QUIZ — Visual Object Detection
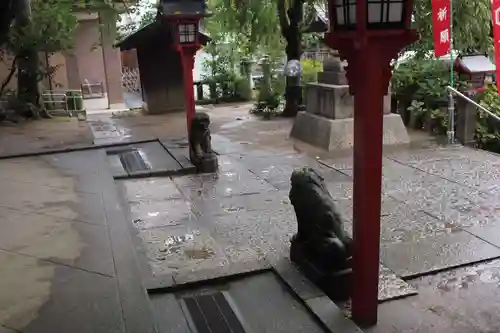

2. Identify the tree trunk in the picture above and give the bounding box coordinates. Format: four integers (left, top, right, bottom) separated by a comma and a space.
16, 0, 40, 109
279, 0, 304, 118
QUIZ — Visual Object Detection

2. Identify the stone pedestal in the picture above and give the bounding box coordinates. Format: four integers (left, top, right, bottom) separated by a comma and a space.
291, 112, 410, 150
290, 55, 408, 151
290, 240, 352, 301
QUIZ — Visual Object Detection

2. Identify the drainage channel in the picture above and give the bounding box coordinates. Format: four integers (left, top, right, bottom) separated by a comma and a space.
107, 147, 151, 175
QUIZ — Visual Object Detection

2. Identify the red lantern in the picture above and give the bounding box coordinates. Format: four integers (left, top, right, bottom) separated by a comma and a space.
160, 0, 210, 134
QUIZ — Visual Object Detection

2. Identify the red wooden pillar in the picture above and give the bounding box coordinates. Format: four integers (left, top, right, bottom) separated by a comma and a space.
323, 0, 419, 326
179, 46, 198, 134
325, 34, 418, 327
350, 46, 384, 326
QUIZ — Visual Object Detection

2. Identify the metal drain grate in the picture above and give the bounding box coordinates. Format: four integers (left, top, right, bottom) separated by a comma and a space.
182, 292, 246, 333
118, 150, 151, 173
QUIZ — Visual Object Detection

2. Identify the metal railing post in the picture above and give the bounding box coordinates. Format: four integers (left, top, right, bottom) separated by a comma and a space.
448, 90, 455, 144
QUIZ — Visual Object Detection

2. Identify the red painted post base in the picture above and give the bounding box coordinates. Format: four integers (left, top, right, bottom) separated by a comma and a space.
178, 46, 199, 135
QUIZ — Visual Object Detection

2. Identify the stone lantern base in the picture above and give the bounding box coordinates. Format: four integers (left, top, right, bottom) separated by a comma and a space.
290, 55, 409, 151
291, 112, 410, 151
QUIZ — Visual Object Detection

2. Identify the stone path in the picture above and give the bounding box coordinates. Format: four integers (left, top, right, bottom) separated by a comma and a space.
117, 136, 500, 304
321, 145, 500, 278
0, 152, 122, 332
0, 150, 156, 333
0, 118, 93, 157
4, 104, 500, 332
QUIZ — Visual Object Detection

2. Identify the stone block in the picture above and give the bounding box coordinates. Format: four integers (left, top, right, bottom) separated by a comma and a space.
317, 71, 348, 85
290, 112, 410, 151
305, 83, 353, 119
305, 83, 392, 120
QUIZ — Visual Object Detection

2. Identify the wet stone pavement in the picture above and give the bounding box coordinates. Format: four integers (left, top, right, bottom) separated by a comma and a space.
117, 140, 500, 307
6, 103, 500, 332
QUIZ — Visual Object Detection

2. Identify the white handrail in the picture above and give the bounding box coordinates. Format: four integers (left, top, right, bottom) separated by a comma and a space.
447, 86, 500, 123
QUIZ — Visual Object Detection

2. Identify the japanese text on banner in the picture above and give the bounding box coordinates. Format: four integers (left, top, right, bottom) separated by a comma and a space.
432, 0, 451, 58
492, 0, 500, 93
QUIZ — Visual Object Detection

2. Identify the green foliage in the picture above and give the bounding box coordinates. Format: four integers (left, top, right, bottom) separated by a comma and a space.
1, 0, 79, 100
208, 0, 283, 58
393, 58, 470, 107
250, 91, 285, 118
199, 40, 251, 103
301, 58, 322, 84
251, 62, 285, 118
392, 59, 451, 103
392, 58, 468, 134
476, 85, 500, 152
117, 0, 156, 40
409, 0, 493, 59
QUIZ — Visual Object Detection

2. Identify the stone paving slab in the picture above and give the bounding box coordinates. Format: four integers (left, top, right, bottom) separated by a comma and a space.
123, 177, 184, 202
172, 156, 278, 201
137, 223, 227, 277
0, 118, 93, 158
337, 196, 455, 244
378, 265, 418, 301
381, 231, 500, 278
465, 223, 500, 249
211, 134, 254, 155
0, 250, 124, 333
401, 155, 500, 196
0, 149, 158, 333
208, 208, 297, 263
0, 207, 114, 276
41, 150, 104, 175
130, 198, 196, 230
190, 190, 291, 218
239, 153, 351, 191
0, 174, 106, 228
401, 183, 500, 230
149, 293, 191, 333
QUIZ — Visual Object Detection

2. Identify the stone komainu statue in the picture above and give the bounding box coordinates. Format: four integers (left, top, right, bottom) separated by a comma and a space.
189, 112, 218, 173
289, 167, 352, 273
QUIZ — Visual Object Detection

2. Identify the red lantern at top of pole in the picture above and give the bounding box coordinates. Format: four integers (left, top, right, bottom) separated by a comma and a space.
323, 0, 419, 327
158, 0, 211, 134
324, 0, 418, 95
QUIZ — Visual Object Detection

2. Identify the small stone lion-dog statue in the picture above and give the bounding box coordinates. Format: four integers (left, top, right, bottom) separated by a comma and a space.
189, 112, 218, 173
289, 167, 353, 276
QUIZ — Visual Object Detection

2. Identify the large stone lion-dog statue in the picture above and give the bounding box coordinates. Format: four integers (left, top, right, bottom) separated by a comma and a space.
289, 167, 352, 274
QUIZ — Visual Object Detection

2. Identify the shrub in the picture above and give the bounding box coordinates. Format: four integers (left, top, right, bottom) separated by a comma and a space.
301, 59, 322, 84
392, 58, 467, 133
476, 84, 500, 152
250, 90, 284, 119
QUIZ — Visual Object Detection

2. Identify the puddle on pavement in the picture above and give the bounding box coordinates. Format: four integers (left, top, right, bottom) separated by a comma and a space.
157, 231, 216, 260
138, 226, 223, 275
